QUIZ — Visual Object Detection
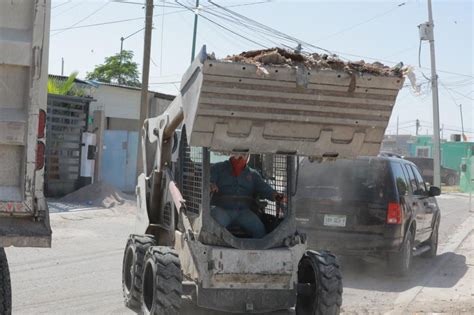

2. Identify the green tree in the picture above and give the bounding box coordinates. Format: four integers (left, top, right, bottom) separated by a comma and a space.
48, 71, 85, 96
86, 50, 141, 87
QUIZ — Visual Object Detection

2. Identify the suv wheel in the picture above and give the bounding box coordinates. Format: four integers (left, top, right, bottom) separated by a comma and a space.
446, 175, 456, 186
389, 230, 413, 276
422, 216, 440, 258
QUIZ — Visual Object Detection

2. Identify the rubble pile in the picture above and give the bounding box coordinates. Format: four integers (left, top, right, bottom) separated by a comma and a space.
215, 47, 403, 76
60, 181, 130, 208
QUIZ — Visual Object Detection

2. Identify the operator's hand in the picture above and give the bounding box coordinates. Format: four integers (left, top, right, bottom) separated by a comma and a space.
273, 192, 286, 203
210, 183, 219, 193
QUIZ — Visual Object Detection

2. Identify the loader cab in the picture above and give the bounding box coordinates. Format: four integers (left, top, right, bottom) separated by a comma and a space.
176, 129, 300, 250
208, 152, 289, 238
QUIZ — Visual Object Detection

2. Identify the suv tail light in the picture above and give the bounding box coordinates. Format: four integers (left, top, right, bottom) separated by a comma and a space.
36, 141, 45, 170
387, 202, 402, 224
38, 109, 46, 138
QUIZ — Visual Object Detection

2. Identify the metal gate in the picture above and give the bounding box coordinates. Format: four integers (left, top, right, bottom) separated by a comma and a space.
101, 130, 138, 192
45, 94, 90, 197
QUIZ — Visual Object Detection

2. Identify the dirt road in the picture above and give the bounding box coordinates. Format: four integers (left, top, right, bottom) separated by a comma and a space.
5, 193, 473, 314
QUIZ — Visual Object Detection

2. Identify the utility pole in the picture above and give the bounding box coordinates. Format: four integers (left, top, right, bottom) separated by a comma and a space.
136, 0, 154, 177
190, 0, 200, 61
119, 37, 124, 84
459, 104, 465, 141
416, 119, 420, 136
61, 58, 64, 76
396, 116, 399, 137
418, 0, 441, 186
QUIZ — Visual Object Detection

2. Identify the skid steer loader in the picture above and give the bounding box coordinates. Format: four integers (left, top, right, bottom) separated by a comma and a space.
121, 46, 404, 314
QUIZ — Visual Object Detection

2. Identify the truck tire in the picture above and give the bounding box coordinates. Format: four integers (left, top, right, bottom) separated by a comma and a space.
296, 250, 343, 315
142, 246, 182, 315
0, 248, 12, 315
422, 216, 440, 258
390, 230, 413, 276
122, 234, 156, 311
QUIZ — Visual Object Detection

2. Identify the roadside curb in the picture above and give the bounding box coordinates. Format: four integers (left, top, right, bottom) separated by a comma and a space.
389, 214, 474, 314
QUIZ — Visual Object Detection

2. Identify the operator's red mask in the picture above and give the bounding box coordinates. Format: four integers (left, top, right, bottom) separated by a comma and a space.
230, 156, 247, 177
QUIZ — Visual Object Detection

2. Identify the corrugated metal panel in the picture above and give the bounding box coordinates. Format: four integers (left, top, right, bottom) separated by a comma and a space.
184, 58, 404, 158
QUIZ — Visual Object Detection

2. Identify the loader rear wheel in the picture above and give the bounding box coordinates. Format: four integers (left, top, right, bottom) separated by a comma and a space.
142, 246, 182, 315
296, 250, 342, 315
122, 234, 156, 311
0, 248, 12, 315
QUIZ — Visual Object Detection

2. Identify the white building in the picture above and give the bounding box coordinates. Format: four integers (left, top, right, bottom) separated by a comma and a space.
90, 82, 175, 131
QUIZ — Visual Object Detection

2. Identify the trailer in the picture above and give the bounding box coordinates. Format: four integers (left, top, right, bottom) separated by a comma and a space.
0, 1, 52, 312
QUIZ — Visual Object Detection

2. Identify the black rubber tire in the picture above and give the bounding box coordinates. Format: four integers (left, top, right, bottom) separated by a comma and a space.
0, 248, 12, 315
422, 216, 440, 258
122, 234, 156, 311
446, 175, 456, 186
390, 230, 413, 276
142, 246, 183, 315
296, 250, 343, 315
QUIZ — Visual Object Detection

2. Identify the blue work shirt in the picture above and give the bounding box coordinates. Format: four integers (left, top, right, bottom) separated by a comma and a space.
210, 160, 275, 210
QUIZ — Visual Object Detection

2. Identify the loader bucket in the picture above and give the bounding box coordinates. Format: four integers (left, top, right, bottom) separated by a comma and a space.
181, 46, 404, 158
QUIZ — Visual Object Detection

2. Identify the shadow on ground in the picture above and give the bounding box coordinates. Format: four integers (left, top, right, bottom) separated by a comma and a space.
341, 252, 468, 292
179, 296, 294, 315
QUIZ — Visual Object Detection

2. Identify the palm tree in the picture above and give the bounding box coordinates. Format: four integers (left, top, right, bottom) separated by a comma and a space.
48, 71, 85, 96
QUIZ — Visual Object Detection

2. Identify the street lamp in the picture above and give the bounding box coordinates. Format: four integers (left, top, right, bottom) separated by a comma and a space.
118, 27, 145, 84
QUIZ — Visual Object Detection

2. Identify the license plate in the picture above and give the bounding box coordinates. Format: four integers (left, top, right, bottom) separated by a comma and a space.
323, 214, 346, 227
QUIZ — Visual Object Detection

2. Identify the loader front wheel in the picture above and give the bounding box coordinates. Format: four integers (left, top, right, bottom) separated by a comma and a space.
142, 246, 183, 315
122, 234, 156, 311
296, 250, 343, 315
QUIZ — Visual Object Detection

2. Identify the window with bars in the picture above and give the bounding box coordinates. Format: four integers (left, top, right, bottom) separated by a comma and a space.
263, 155, 289, 218
180, 144, 203, 216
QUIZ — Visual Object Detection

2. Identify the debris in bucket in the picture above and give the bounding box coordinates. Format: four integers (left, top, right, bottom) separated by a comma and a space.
217, 47, 404, 76
60, 182, 130, 208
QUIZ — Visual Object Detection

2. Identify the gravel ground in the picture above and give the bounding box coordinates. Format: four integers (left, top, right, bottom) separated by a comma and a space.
4, 192, 473, 315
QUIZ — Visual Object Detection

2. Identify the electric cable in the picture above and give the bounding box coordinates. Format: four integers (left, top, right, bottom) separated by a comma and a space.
51, 8, 187, 31
175, 1, 268, 48
52, 1, 72, 10
52, 1, 113, 37
315, 2, 407, 42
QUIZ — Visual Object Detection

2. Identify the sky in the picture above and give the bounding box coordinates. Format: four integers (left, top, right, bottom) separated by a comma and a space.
48, 0, 473, 140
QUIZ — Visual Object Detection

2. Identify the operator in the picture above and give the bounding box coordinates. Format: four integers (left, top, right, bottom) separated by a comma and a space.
210, 153, 284, 238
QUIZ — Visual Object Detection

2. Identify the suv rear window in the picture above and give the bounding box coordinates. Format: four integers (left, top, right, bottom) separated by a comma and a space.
390, 162, 409, 196
298, 159, 392, 202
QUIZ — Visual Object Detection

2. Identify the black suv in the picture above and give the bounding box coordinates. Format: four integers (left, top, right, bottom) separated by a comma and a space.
294, 156, 441, 275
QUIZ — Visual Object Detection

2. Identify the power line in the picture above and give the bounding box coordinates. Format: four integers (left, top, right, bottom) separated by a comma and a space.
52, 1, 113, 37
205, 0, 474, 80
200, 7, 284, 48
439, 80, 462, 108
443, 85, 474, 100
52, 1, 72, 10
112, 0, 183, 9
53, 2, 83, 18
175, 1, 268, 48
203, 4, 286, 47
50, 8, 187, 32
384, 44, 418, 58
315, 2, 407, 42
208, 0, 334, 55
